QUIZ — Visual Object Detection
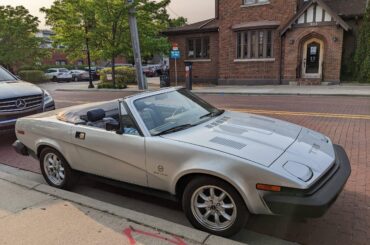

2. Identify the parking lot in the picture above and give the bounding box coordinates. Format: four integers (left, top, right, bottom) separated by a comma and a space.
1, 90, 369, 245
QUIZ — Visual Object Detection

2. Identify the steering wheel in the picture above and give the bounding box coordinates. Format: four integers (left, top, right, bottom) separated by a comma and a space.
171, 106, 186, 119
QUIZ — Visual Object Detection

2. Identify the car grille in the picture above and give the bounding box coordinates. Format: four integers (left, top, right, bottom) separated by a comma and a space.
0, 94, 43, 113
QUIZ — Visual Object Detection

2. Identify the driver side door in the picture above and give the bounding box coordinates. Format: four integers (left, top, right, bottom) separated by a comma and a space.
69, 105, 147, 187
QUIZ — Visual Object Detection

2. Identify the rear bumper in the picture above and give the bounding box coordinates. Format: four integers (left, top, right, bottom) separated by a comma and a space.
264, 144, 351, 218
12, 140, 29, 156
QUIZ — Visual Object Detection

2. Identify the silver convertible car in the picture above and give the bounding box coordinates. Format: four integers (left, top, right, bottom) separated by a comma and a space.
13, 87, 351, 237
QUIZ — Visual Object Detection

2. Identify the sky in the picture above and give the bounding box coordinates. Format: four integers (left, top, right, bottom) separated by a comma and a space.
0, 0, 215, 28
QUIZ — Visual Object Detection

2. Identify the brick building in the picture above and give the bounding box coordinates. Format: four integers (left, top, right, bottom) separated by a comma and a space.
164, 0, 368, 85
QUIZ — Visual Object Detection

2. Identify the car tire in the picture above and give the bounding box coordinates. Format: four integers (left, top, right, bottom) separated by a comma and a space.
52, 76, 58, 82
40, 147, 78, 190
182, 176, 249, 237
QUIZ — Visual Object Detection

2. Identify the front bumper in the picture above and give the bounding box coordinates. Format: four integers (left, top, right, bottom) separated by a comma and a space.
264, 144, 351, 218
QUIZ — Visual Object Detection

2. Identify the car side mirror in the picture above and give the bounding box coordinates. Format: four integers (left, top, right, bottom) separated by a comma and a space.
106, 122, 120, 132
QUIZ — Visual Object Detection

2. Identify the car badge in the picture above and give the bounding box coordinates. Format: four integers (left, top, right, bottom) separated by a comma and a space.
15, 99, 26, 109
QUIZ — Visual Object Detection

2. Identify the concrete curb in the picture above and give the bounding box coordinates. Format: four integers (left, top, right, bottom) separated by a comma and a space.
56, 88, 141, 93
192, 91, 370, 97
0, 169, 245, 245
54, 88, 370, 97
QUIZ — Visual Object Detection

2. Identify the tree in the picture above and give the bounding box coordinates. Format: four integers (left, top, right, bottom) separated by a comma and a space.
0, 6, 46, 71
92, 0, 171, 85
354, 5, 370, 83
135, 0, 173, 60
42, 0, 175, 86
169, 17, 188, 28
41, 0, 97, 88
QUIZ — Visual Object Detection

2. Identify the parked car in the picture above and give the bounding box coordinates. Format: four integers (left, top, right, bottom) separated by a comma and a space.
0, 66, 55, 134
13, 87, 351, 237
44, 68, 72, 82
70, 70, 90, 82
143, 64, 164, 77
84, 67, 102, 80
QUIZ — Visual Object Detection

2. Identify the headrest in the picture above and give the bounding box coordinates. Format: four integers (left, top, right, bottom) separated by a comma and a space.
87, 109, 106, 122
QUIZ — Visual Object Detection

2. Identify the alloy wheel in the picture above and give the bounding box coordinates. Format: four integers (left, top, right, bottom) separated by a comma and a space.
43, 152, 65, 186
191, 185, 237, 231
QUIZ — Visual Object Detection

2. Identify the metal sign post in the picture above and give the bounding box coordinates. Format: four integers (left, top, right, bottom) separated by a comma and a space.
170, 45, 180, 87
175, 58, 178, 86
127, 0, 147, 90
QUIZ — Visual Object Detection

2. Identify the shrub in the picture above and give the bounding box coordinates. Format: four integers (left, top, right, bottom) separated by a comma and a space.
354, 5, 370, 83
97, 82, 127, 89
99, 66, 136, 85
18, 70, 46, 83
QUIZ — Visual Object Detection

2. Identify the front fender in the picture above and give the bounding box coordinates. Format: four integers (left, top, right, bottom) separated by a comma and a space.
171, 167, 261, 214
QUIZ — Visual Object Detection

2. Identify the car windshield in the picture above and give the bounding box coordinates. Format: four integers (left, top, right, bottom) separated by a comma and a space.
134, 89, 224, 136
0, 67, 16, 82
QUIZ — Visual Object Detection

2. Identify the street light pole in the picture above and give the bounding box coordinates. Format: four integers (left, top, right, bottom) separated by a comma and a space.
127, 0, 146, 90
85, 24, 94, 89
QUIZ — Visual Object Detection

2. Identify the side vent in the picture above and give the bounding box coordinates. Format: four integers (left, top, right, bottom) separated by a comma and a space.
205, 117, 231, 129
210, 137, 246, 150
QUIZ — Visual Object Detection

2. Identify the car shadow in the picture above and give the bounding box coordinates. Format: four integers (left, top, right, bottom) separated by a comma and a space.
239, 188, 368, 244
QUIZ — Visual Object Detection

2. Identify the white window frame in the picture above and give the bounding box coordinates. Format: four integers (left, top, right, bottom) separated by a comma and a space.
242, 0, 270, 7
236, 29, 274, 60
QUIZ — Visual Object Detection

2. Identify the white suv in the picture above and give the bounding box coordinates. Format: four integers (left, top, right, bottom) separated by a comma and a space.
45, 68, 73, 82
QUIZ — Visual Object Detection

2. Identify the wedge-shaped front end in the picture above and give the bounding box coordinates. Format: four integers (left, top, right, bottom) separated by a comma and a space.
263, 128, 351, 217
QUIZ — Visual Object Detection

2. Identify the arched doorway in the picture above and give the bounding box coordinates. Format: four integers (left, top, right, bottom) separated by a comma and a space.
301, 38, 324, 79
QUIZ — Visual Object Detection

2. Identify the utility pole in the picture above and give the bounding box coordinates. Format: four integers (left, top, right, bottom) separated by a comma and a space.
127, 0, 146, 90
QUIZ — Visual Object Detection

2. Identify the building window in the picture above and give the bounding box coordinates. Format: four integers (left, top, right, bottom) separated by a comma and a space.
56, 60, 67, 66
236, 30, 273, 59
243, 0, 269, 6
187, 37, 210, 59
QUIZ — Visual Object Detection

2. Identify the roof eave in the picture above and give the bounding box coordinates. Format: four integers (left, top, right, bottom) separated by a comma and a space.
281, 0, 351, 36
162, 28, 219, 36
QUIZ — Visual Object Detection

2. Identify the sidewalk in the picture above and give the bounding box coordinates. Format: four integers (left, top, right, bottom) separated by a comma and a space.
42, 80, 370, 97
0, 168, 242, 245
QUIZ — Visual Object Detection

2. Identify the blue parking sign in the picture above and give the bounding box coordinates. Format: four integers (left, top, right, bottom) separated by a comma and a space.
171, 50, 181, 59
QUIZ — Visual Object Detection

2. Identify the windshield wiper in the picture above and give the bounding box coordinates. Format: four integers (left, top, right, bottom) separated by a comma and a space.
199, 110, 225, 119
154, 124, 193, 136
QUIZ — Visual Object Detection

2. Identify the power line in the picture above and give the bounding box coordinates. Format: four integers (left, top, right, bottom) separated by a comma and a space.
167, 5, 180, 18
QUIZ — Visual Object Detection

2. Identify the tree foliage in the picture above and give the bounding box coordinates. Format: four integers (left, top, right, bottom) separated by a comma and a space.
354, 5, 370, 83
169, 17, 188, 28
41, 0, 96, 62
42, 0, 175, 85
0, 6, 47, 70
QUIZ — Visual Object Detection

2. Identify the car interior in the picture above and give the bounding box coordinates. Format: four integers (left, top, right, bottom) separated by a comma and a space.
56, 99, 187, 135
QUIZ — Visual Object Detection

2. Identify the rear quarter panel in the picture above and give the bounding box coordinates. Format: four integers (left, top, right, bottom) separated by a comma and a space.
16, 117, 74, 165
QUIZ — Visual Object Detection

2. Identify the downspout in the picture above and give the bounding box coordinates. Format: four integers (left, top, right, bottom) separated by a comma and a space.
279, 34, 284, 85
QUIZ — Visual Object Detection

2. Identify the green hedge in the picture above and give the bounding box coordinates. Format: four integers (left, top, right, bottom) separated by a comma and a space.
97, 82, 128, 89
99, 66, 136, 85
18, 70, 46, 83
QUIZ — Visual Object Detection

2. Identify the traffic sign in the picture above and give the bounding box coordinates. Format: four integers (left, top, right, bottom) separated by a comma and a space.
171, 50, 180, 59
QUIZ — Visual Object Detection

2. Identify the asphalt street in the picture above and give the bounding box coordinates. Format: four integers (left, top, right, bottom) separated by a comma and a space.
1, 89, 370, 245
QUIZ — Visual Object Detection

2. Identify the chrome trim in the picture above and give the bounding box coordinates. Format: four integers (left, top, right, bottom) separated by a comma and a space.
0, 118, 17, 125
0, 94, 43, 113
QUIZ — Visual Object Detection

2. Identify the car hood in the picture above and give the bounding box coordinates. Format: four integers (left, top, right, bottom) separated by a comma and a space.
162, 111, 302, 167
0, 80, 43, 99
